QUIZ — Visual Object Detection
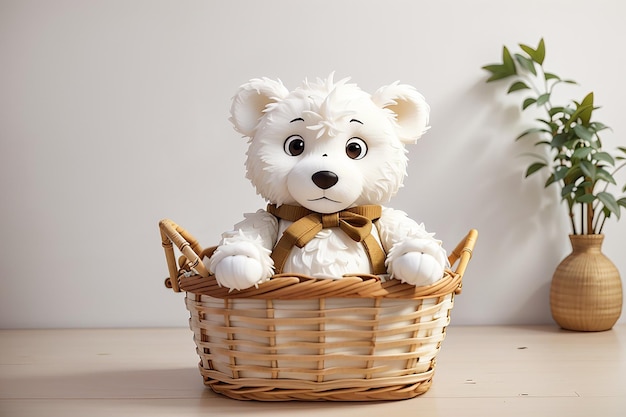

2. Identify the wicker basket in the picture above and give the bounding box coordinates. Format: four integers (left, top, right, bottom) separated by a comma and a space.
159, 219, 477, 401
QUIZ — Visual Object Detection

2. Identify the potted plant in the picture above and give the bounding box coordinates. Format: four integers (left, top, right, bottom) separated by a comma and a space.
482, 38, 625, 331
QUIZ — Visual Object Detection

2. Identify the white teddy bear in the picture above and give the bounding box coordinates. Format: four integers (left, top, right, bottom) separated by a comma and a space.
206, 74, 448, 290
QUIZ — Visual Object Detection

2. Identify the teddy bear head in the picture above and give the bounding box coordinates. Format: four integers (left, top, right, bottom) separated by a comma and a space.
230, 74, 430, 214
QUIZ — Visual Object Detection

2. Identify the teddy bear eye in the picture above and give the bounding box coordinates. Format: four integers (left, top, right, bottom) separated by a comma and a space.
284, 135, 305, 156
345, 137, 367, 160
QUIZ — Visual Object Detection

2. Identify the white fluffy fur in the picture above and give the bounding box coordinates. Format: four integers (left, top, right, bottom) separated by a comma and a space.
207, 74, 448, 290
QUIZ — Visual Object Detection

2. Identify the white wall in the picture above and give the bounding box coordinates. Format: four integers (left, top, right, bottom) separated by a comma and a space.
1, 0, 624, 328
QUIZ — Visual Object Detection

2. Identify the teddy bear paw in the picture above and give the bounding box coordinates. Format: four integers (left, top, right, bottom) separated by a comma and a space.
212, 255, 266, 291
392, 251, 445, 287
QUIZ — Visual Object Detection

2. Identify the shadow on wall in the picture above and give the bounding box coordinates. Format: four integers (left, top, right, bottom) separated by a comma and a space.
401, 79, 571, 325
408, 79, 570, 246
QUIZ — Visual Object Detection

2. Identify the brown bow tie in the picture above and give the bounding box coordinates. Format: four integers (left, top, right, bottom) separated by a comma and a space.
267, 204, 387, 275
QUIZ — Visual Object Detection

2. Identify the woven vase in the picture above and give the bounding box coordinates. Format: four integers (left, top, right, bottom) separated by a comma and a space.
550, 234, 623, 331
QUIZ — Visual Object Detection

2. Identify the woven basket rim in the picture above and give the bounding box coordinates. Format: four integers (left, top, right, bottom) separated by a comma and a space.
178, 269, 461, 300
160, 219, 477, 299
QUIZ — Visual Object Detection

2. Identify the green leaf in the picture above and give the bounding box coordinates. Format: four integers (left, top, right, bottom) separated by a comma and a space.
482, 46, 518, 82
520, 38, 545, 64
572, 147, 592, 160
522, 97, 537, 110
536, 93, 550, 106
579, 160, 597, 180
552, 165, 569, 183
562, 193, 575, 206
507, 81, 531, 93
564, 137, 582, 151
596, 167, 617, 185
548, 106, 565, 118
576, 193, 596, 204
589, 121, 610, 133
594, 151, 615, 165
597, 192, 621, 219
526, 162, 547, 177
602, 205, 613, 220
515, 54, 537, 75
561, 182, 575, 197
535, 38, 546, 63
551, 133, 569, 149
484, 46, 519, 81
544, 72, 560, 81
502, 46, 516, 72
483, 64, 515, 82
568, 104, 593, 127
573, 124, 594, 142
564, 166, 583, 183
578, 92, 594, 125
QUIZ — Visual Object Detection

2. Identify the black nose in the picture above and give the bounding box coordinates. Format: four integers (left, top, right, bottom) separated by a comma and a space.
312, 170, 338, 190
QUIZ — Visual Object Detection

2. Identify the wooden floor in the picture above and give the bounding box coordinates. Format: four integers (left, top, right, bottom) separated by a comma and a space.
1, 325, 624, 416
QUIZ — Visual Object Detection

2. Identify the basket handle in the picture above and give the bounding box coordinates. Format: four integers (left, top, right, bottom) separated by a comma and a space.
447, 229, 478, 294
159, 219, 209, 292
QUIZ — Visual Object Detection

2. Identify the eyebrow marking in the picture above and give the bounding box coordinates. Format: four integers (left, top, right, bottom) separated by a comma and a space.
290, 117, 305, 123
350, 118, 363, 124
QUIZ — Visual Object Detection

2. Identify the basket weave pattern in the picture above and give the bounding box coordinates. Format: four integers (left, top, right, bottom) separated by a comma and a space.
186, 285, 453, 400
160, 219, 477, 401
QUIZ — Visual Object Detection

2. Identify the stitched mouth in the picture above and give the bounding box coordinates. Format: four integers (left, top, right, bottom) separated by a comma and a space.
309, 196, 341, 203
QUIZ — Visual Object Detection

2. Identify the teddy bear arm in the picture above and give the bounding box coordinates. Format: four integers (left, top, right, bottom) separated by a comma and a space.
231, 209, 279, 249
206, 210, 278, 290
376, 207, 438, 248
377, 207, 448, 286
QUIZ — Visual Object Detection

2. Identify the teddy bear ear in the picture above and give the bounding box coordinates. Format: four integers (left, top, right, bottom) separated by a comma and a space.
371, 82, 430, 143
230, 77, 289, 137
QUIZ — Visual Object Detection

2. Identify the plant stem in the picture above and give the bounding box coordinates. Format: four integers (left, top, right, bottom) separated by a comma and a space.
587, 202, 594, 234
580, 204, 584, 235
592, 205, 602, 233
598, 214, 608, 234
568, 205, 577, 234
